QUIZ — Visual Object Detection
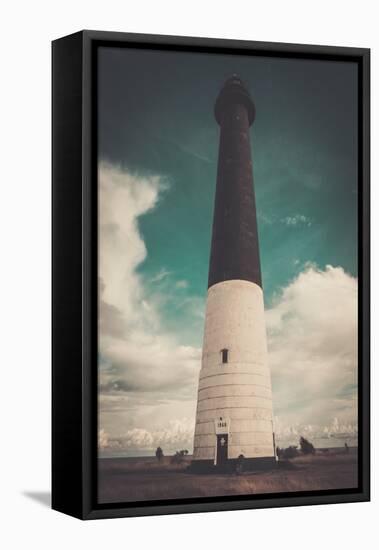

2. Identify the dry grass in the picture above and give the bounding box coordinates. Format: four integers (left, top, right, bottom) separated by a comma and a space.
98, 448, 358, 504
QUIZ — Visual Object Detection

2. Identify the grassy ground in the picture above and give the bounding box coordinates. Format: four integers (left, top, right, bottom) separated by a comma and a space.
98, 448, 358, 504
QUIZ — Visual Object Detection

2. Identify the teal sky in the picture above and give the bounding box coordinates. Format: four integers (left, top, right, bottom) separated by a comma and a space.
98, 46, 358, 348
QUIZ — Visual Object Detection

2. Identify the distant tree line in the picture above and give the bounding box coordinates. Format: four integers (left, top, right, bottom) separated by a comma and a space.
276, 436, 315, 460
155, 447, 190, 464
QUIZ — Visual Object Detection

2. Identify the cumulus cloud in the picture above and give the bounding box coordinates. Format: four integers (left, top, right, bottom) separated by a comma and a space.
98, 161, 200, 455
98, 162, 357, 455
98, 428, 109, 450
266, 264, 358, 444
273, 417, 358, 447
100, 341, 200, 396
99, 418, 195, 455
99, 160, 166, 332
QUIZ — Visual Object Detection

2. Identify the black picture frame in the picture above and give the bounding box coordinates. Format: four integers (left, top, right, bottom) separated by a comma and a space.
52, 30, 370, 520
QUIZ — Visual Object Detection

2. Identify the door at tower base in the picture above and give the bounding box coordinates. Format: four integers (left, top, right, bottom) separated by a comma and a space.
192, 280, 277, 472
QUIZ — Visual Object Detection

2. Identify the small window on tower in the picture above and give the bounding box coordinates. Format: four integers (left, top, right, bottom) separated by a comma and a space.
221, 349, 228, 364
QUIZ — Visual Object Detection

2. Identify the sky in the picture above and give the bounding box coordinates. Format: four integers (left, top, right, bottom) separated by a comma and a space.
97, 46, 358, 456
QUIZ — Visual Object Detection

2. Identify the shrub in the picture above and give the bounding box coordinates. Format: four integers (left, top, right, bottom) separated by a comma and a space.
299, 436, 315, 455
171, 450, 189, 464
277, 445, 299, 459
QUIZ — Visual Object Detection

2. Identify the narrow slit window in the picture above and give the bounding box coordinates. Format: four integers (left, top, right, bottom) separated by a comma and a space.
221, 349, 228, 364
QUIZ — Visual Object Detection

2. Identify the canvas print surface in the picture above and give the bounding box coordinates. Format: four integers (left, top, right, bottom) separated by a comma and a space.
97, 46, 358, 504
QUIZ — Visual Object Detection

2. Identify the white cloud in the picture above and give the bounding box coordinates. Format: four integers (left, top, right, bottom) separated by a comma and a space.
282, 214, 312, 227
98, 428, 109, 450
273, 416, 358, 447
99, 160, 165, 329
266, 264, 358, 443
150, 268, 171, 284
98, 162, 358, 454
99, 418, 195, 456
176, 280, 189, 289
98, 162, 201, 453
258, 213, 274, 225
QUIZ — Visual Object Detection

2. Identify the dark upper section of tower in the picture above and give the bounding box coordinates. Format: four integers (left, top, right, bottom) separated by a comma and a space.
214, 75, 256, 126
208, 76, 262, 289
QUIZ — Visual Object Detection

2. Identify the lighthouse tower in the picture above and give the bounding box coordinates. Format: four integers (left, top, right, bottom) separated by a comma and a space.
192, 76, 276, 470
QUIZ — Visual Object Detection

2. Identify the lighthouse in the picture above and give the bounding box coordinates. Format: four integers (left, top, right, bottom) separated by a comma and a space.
192, 76, 276, 470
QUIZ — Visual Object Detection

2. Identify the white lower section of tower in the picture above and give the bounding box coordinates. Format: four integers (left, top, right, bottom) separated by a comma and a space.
193, 279, 275, 463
